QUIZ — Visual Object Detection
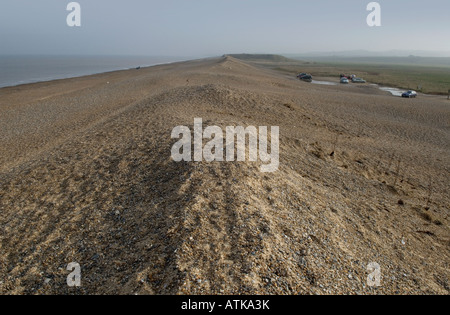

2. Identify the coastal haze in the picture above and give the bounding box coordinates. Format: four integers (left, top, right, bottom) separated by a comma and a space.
0, 1, 449, 296
1, 0, 449, 56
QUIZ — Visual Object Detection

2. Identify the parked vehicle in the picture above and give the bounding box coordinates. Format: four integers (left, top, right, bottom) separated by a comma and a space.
340, 77, 349, 84
402, 90, 417, 98
352, 77, 366, 83
340, 74, 356, 80
297, 73, 308, 79
299, 74, 312, 82
297, 73, 312, 82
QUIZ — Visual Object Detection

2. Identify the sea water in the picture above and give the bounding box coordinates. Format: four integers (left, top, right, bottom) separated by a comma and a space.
0, 55, 185, 88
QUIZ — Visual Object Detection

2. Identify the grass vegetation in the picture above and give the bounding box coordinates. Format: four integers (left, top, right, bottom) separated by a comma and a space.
232, 54, 450, 95
306, 62, 450, 95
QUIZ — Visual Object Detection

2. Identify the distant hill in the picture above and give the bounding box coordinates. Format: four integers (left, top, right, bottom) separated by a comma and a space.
226, 54, 294, 62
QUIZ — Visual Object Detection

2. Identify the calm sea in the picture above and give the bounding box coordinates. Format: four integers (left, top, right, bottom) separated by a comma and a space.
0, 55, 185, 88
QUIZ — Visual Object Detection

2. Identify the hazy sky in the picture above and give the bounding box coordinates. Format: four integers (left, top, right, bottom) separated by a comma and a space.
1, 0, 449, 57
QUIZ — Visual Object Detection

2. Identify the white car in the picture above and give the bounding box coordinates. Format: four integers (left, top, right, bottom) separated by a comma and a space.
340, 77, 349, 84
352, 77, 366, 83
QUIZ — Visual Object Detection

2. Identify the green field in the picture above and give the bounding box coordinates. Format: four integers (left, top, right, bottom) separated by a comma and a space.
235, 55, 450, 95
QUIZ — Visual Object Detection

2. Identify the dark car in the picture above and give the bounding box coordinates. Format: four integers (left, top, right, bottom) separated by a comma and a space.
298, 74, 312, 82
402, 90, 417, 98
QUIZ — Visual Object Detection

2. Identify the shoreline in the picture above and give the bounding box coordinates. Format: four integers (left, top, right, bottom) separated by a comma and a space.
0, 57, 194, 91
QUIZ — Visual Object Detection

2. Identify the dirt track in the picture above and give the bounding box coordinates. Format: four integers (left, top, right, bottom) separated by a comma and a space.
0, 56, 449, 295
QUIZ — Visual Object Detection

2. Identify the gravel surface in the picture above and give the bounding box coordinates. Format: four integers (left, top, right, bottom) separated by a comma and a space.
0, 56, 449, 295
